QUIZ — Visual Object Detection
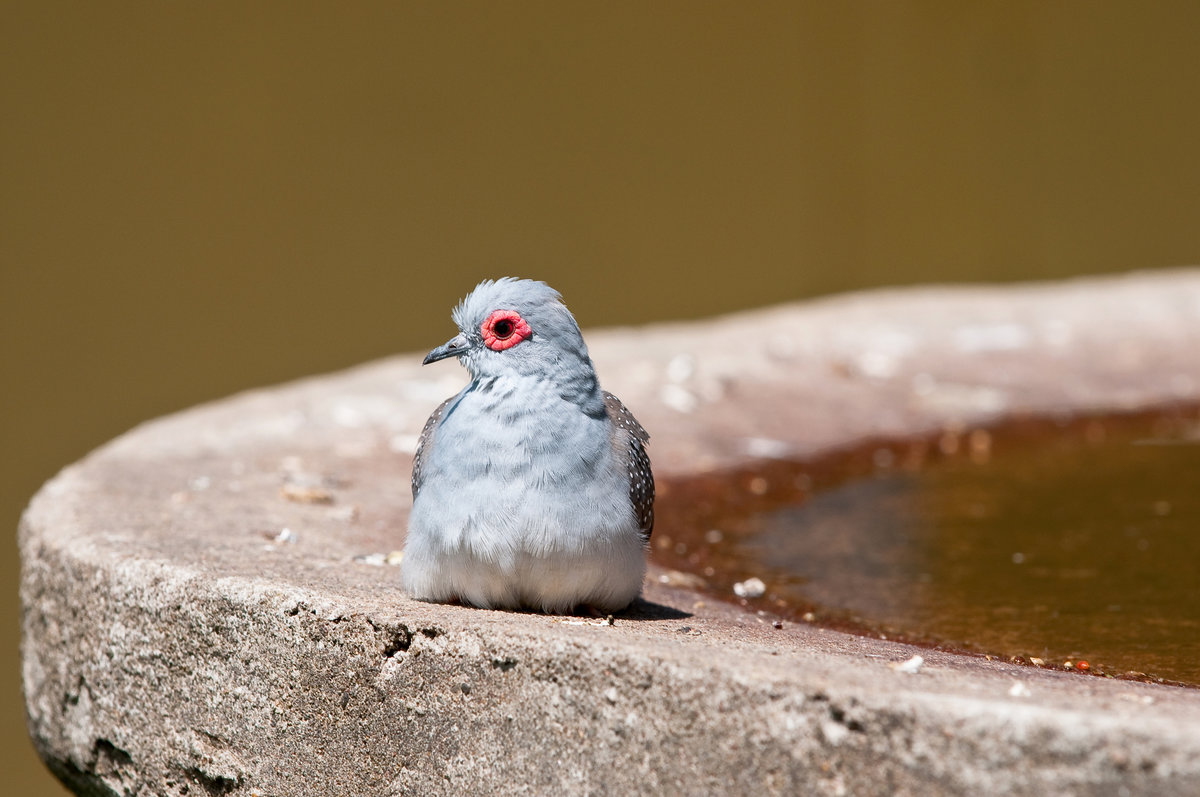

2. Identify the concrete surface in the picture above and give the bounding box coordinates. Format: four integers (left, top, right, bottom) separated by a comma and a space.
20, 269, 1200, 796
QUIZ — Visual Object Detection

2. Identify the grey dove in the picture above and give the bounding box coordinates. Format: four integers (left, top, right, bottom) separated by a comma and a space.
401, 278, 654, 613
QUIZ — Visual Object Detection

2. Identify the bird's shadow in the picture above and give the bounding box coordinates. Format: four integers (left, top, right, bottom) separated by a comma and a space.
614, 597, 692, 621
425, 596, 692, 621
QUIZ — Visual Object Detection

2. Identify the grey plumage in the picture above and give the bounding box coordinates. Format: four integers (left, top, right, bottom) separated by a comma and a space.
402, 278, 654, 613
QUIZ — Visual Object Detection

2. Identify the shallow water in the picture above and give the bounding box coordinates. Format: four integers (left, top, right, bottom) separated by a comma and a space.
655, 409, 1200, 685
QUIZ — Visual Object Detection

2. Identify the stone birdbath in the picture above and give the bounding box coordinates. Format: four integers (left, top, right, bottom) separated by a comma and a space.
21, 270, 1200, 795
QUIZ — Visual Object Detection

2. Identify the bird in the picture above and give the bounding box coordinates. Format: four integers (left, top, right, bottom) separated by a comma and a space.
401, 278, 654, 614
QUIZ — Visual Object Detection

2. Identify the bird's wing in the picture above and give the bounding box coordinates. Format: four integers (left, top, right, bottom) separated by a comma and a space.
603, 391, 655, 541
411, 396, 455, 500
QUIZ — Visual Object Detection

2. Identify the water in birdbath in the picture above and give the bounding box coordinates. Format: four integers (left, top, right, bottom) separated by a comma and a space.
653, 407, 1200, 686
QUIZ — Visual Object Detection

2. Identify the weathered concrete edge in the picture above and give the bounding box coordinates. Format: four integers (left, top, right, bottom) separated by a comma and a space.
23, 508, 1200, 797
21, 268, 1200, 796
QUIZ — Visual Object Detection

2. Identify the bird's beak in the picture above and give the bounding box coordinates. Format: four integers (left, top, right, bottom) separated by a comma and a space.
423, 333, 470, 365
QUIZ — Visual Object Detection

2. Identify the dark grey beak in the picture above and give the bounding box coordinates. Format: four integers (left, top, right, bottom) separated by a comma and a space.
423, 333, 470, 365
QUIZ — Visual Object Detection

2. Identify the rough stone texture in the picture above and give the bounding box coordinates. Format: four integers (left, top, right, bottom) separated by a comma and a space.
21, 269, 1200, 796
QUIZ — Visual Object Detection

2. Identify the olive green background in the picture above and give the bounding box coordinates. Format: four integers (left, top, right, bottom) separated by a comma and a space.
5, 3, 1200, 793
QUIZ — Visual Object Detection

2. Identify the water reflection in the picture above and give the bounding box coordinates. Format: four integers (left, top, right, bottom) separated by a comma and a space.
656, 410, 1200, 685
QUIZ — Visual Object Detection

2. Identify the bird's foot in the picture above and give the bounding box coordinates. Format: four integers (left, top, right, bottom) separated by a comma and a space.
572, 604, 615, 624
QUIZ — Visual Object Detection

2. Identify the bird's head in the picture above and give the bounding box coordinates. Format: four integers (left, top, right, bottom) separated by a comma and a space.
423, 278, 597, 388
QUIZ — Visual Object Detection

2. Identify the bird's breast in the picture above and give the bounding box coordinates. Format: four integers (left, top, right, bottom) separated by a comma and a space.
409, 379, 637, 559
433, 381, 612, 485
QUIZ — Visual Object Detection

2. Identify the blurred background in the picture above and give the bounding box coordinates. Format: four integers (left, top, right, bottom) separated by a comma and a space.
4, 3, 1200, 792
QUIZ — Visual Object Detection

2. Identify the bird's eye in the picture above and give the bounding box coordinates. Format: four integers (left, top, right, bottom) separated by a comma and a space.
481, 310, 531, 351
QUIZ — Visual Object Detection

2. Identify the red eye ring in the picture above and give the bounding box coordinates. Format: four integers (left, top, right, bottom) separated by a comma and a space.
481, 310, 531, 351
